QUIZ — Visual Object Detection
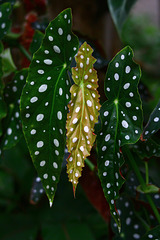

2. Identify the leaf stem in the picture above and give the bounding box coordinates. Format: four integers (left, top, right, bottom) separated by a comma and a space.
123, 146, 160, 224
18, 44, 32, 61
145, 161, 149, 185
85, 158, 95, 171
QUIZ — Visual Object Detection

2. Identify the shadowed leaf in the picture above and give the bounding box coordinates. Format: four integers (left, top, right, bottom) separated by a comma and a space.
0, 2, 12, 40
143, 100, 160, 140
66, 42, 100, 193
0, 69, 28, 157
20, 8, 79, 205
141, 225, 160, 240
108, 0, 138, 35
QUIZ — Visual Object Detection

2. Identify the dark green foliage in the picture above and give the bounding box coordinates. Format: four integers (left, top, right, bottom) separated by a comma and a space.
0, 2, 11, 40
20, 8, 79, 205
97, 46, 143, 228
143, 100, 160, 140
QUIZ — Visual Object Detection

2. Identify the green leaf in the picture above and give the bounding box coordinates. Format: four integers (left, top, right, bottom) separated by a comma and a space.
111, 196, 146, 240
1, 48, 16, 77
141, 225, 160, 240
30, 177, 45, 204
125, 171, 160, 209
0, 69, 28, 153
0, 42, 6, 137
66, 42, 101, 193
132, 138, 160, 159
108, 0, 138, 35
0, 2, 12, 40
29, 30, 44, 56
142, 100, 160, 140
20, 8, 79, 206
97, 46, 143, 229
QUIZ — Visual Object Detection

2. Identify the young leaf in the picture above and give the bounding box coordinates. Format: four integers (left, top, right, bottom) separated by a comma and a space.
0, 69, 28, 153
20, 8, 79, 206
0, 2, 12, 40
30, 177, 45, 204
97, 46, 143, 228
142, 100, 160, 140
66, 42, 100, 193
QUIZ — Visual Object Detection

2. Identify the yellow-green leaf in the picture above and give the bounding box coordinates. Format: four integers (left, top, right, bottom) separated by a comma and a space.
66, 42, 101, 193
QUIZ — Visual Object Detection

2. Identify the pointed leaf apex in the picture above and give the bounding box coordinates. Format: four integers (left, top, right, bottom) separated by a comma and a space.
73, 186, 76, 198
49, 199, 53, 207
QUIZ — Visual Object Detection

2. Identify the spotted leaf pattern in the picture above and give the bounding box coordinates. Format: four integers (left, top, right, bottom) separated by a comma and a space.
20, 8, 79, 206
0, 69, 28, 158
132, 138, 160, 159
142, 100, 160, 140
97, 46, 143, 228
30, 177, 45, 204
0, 2, 11, 40
141, 226, 160, 240
111, 196, 145, 239
66, 42, 100, 193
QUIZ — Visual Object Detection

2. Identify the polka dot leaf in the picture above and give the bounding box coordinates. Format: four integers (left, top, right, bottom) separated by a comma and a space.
66, 41, 101, 194
111, 196, 146, 239
97, 46, 143, 229
0, 69, 28, 156
20, 8, 79, 206
30, 177, 45, 204
141, 225, 160, 240
132, 138, 160, 159
142, 100, 160, 140
0, 2, 12, 40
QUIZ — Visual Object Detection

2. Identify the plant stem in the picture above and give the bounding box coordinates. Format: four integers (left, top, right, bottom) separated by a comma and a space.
85, 158, 95, 171
122, 146, 160, 224
145, 162, 149, 185
18, 44, 32, 61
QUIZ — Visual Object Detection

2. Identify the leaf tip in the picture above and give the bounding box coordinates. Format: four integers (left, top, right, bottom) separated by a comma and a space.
49, 199, 53, 208
73, 185, 77, 198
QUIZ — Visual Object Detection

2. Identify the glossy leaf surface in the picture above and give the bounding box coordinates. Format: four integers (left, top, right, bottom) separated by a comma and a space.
97, 46, 143, 228
20, 8, 79, 205
143, 100, 160, 140
66, 42, 100, 192
0, 2, 11, 40
108, 0, 138, 35
0, 69, 28, 155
